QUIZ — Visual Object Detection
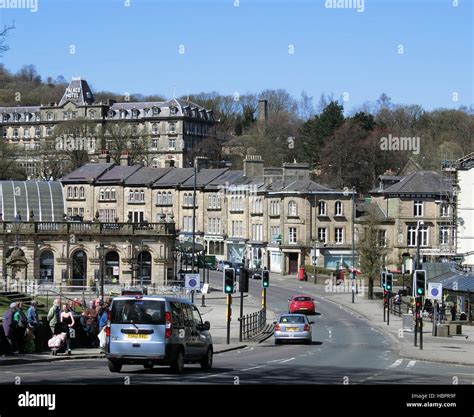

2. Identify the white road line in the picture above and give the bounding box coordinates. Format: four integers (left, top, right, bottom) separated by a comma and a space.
389, 359, 403, 368
280, 357, 296, 364
407, 360, 416, 368
241, 365, 268, 372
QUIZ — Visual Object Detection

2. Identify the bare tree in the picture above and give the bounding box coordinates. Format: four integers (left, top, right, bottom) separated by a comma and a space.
357, 212, 389, 299
102, 123, 150, 165
0, 24, 15, 58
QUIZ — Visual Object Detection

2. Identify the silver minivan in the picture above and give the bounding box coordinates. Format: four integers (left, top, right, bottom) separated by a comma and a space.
105, 295, 213, 373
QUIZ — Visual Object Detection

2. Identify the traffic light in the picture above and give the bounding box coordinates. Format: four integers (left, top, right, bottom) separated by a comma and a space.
383, 289, 388, 306
239, 268, 249, 293
415, 296, 423, 312
414, 270, 426, 296
380, 272, 386, 288
262, 270, 270, 288
223, 268, 236, 294
385, 273, 393, 291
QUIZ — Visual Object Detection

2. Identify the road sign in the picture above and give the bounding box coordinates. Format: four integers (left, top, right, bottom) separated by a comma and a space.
185, 273, 200, 291
427, 283, 442, 300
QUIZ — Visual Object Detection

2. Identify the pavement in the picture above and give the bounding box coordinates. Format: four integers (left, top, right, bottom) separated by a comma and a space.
273, 273, 474, 367
0, 287, 275, 366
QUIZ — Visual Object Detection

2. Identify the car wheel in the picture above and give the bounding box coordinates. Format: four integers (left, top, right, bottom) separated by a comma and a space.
171, 349, 184, 374
143, 362, 154, 369
108, 360, 122, 373
200, 347, 213, 370
275, 339, 281, 345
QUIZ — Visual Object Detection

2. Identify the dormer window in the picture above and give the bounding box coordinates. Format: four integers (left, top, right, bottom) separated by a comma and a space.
2, 113, 8, 122
35, 112, 41, 121
108, 110, 115, 118
14, 113, 21, 122
120, 109, 127, 119
131, 109, 139, 119
47, 112, 53, 121
25, 113, 31, 122
152, 107, 160, 117
169, 106, 178, 115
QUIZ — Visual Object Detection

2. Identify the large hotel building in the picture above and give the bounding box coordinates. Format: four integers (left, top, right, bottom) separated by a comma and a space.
0, 77, 217, 177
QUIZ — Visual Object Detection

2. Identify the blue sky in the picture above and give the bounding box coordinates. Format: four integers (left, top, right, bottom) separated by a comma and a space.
0, 0, 472, 111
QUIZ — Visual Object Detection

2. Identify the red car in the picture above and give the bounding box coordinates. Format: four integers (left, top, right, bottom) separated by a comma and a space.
288, 295, 316, 314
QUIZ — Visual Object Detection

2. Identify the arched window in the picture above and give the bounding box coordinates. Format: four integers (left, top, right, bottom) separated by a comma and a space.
152, 107, 160, 117
152, 123, 159, 135
111, 188, 116, 200
99, 188, 105, 200
120, 109, 127, 119
79, 187, 85, 199
318, 201, 327, 216
67, 187, 73, 199
288, 201, 298, 216
157, 192, 162, 205
335, 201, 343, 216
134, 190, 140, 201
39, 251, 54, 283
140, 190, 145, 202
73, 187, 78, 199
129, 190, 134, 202
105, 188, 111, 200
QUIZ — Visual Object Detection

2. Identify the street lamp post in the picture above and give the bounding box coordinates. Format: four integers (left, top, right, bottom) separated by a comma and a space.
352, 188, 357, 303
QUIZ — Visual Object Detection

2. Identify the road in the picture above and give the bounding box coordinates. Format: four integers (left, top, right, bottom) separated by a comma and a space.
0, 271, 472, 385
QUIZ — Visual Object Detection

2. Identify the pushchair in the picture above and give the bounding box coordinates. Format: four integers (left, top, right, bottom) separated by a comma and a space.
48, 322, 68, 356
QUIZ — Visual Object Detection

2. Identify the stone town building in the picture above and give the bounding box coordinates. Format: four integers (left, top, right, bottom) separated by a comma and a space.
365, 170, 455, 271
60, 156, 356, 275
0, 78, 217, 177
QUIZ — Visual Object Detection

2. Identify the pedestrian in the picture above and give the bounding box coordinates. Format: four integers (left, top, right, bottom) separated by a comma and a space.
27, 300, 41, 352
2, 302, 17, 353
60, 304, 75, 355
97, 302, 109, 332
439, 303, 446, 322
81, 300, 98, 348
13, 302, 28, 353
450, 303, 457, 321
47, 299, 61, 335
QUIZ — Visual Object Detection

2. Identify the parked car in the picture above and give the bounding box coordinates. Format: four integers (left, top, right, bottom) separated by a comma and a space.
216, 260, 232, 272
251, 269, 262, 279
105, 295, 213, 373
274, 314, 313, 345
288, 295, 316, 314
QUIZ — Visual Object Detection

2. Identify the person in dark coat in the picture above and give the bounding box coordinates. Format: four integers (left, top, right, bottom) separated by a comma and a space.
2, 303, 17, 352
450, 303, 457, 321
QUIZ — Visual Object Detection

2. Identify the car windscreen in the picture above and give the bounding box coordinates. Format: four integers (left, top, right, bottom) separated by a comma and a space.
111, 300, 166, 325
280, 316, 305, 324
294, 297, 312, 302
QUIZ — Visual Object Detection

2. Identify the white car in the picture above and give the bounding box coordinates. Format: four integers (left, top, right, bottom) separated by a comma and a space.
216, 260, 232, 272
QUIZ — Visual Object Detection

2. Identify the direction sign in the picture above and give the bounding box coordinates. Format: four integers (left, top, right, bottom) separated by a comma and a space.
427, 283, 442, 300
185, 273, 200, 291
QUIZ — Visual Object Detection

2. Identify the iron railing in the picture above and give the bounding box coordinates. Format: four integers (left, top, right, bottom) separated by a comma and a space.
238, 308, 267, 340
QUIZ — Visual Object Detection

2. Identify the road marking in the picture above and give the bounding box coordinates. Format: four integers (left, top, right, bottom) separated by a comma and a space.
389, 359, 403, 368
407, 360, 416, 368
280, 357, 296, 364
242, 365, 268, 371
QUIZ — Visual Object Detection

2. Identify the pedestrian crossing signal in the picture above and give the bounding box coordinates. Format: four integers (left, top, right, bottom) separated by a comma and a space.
414, 270, 426, 296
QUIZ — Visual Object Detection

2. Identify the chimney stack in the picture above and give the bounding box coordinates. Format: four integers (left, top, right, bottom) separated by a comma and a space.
98, 150, 110, 164
258, 99, 268, 123
120, 151, 130, 166
243, 154, 264, 178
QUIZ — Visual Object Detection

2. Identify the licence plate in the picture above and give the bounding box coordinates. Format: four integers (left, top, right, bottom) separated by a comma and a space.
299, 308, 308, 310
286, 327, 298, 332
126, 334, 150, 340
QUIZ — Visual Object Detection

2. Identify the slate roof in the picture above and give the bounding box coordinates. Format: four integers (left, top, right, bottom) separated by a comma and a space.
95, 165, 142, 184
60, 163, 114, 183
267, 179, 333, 194
181, 169, 229, 188
58, 78, 95, 106
154, 168, 195, 187
380, 171, 453, 195
124, 167, 172, 186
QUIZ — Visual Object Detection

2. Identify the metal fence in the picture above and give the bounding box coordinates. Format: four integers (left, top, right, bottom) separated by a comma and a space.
238, 308, 267, 340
